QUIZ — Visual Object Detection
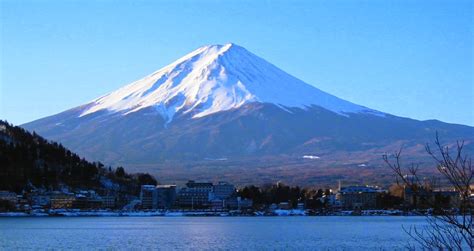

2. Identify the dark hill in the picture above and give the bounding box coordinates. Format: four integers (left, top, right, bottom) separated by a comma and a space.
0, 120, 156, 193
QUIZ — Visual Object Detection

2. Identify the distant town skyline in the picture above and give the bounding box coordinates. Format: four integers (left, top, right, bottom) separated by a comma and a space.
1, 0, 472, 126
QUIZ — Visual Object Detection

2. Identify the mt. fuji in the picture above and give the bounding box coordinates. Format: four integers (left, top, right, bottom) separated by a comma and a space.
81, 43, 381, 121
23, 43, 473, 185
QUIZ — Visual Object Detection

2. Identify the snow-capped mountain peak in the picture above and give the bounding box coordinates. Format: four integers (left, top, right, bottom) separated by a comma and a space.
80, 43, 380, 121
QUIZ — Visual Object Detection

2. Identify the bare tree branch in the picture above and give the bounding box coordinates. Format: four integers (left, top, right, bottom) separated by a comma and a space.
384, 134, 473, 250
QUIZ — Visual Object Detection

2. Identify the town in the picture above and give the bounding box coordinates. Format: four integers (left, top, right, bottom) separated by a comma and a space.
0, 179, 466, 217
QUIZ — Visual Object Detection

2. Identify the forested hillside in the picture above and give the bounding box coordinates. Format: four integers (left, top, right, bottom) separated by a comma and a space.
0, 120, 156, 193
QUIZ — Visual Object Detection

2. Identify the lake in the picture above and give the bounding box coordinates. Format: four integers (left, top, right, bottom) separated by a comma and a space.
0, 216, 427, 250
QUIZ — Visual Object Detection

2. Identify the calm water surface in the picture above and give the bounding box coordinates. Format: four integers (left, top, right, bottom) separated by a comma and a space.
0, 216, 427, 250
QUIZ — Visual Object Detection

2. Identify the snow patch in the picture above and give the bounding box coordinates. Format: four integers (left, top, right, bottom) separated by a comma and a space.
204, 157, 228, 161
303, 155, 320, 160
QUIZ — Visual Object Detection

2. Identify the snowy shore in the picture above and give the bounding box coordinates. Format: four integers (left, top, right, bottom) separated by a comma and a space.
0, 209, 418, 217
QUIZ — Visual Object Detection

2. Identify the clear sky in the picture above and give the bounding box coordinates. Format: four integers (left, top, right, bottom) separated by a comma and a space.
1, 0, 473, 126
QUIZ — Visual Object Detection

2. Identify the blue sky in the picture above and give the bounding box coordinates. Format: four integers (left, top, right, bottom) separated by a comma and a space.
1, 0, 472, 126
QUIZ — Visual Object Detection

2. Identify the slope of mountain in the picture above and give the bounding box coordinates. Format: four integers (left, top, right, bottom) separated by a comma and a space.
22, 43, 474, 185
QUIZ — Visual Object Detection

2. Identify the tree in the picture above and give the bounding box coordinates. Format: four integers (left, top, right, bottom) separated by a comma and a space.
383, 135, 473, 250
115, 167, 126, 178
137, 173, 157, 186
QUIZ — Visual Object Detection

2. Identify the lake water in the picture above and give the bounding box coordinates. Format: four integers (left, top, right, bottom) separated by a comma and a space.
0, 216, 427, 250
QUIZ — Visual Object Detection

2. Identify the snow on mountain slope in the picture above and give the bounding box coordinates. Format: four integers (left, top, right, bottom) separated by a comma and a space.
81, 43, 382, 122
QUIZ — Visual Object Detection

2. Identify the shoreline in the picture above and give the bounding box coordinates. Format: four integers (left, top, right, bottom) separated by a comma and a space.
0, 209, 427, 217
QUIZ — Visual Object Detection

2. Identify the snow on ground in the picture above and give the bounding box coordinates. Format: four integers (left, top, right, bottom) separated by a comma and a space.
273, 209, 307, 216
0, 212, 29, 217
204, 157, 228, 161
303, 155, 320, 160
0, 209, 417, 217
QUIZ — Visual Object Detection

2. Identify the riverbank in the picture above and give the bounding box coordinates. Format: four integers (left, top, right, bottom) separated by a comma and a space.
0, 209, 423, 217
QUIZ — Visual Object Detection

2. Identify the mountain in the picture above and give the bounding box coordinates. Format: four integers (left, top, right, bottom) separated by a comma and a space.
22, 43, 474, 185
80, 43, 382, 121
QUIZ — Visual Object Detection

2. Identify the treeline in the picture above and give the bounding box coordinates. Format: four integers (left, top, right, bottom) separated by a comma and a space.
0, 120, 156, 194
237, 182, 403, 210
237, 183, 329, 209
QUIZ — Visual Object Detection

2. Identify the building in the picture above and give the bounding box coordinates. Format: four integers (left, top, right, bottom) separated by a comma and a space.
404, 187, 461, 209
186, 180, 213, 191
269, 203, 278, 211
16, 195, 30, 211
72, 194, 102, 209
140, 184, 176, 209
226, 197, 253, 210
210, 199, 225, 210
140, 185, 156, 209
322, 193, 339, 207
101, 195, 117, 209
31, 195, 51, 208
296, 203, 305, 210
50, 192, 75, 209
212, 182, 235, 200
278, 202, 291, 210
66, 190, 102, 209
0, 191, 18, 205
155, 185, 176, 209
403, 187, 432, 209
338, 186, 378, 210
172, 180, 240, 209
210, 196, 253, 210
434, 191, 460, 208
177, 180, 213, 209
